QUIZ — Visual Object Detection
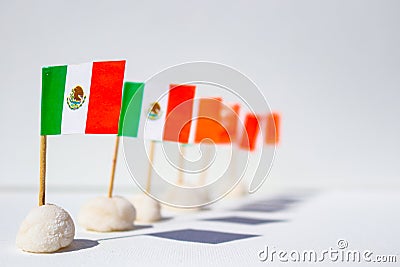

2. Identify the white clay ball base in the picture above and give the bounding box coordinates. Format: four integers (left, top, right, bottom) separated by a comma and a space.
129, 193, 161, 223
226, 182, 247, 198
162, 187, 207, 212
78, 196, 136, 232
16, 204, 75, 253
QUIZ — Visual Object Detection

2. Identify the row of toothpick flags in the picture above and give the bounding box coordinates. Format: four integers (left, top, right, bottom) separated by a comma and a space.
41, 60, 279, 149
15, 59, 281, 253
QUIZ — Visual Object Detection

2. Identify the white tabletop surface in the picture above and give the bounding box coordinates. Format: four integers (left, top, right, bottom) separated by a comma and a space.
1, 188, 399, 267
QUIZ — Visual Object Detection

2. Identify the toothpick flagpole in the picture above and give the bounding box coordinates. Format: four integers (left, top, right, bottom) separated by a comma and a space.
198, 144, 212, 186
230, 147, 238, 182
108, 136, 120, 198
145, 140, 156, 193
39, 135, 47, 206
177, 144, 186, 186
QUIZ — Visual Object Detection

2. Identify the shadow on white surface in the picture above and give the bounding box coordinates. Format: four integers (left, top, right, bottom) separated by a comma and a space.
56, 239, 99, 253
95, 224, 153, 242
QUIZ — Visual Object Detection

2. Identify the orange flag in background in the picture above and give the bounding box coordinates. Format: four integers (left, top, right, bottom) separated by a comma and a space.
218, 102, 241, 143
194, 97, 224, 143
265, 112, 280, 144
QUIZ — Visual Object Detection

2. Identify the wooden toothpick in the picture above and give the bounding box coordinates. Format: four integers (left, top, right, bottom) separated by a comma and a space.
198, 144, 212, 186
145, 140, 156, 193
108, 136, 120, 198
39, 135, 47, 206
176, 144, 186, 186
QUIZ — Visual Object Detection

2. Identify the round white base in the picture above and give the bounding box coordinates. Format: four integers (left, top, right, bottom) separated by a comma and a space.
226, 182, 248, 198
16, 204, 75, 253
78, 196, 136, 232
162, 185, 209, 211
129, 193, 161, 223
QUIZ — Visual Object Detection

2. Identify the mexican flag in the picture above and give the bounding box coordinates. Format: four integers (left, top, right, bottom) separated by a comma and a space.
192, 98, 241, 144
193, 97, 224, 143
218, 101, 241, 143
239, 113, 262, 151
130, 83, 196, 143
41, 60, 126, 135
265, 112, 280, 145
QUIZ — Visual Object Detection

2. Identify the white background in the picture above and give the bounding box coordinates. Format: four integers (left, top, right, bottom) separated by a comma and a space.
0, 0, 399, 193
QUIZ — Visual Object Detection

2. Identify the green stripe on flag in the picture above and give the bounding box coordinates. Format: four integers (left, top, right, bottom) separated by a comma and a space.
41, 65, 67, 135
118, 82, 145, 137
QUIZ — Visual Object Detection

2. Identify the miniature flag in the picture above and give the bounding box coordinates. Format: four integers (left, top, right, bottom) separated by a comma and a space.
139, 83, 196, 143
193, 98, 241, 144
239, 113, 261, 151
41, 60, 126, 135
193, 97, 224, 144
118, 82, 145, 137
265, 112, 281, 144
218, 102, 241, 143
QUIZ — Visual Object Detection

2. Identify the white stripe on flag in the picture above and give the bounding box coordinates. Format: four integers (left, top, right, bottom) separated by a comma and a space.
188, 97, 200, 144
236, 107, 247, 146
139, 82, 169, 141
256, 114, 265, 149
61, 62, 93, 134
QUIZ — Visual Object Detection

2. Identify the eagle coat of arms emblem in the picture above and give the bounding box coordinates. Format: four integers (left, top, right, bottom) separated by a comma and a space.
147, 102, 162, 120
67, 85, 86, 110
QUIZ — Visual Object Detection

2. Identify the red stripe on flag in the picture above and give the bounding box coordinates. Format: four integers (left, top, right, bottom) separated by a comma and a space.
163, 84, 196, 143
239, 113, 260, 151
266, 112, 280, 144
85, 61, 125, 134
